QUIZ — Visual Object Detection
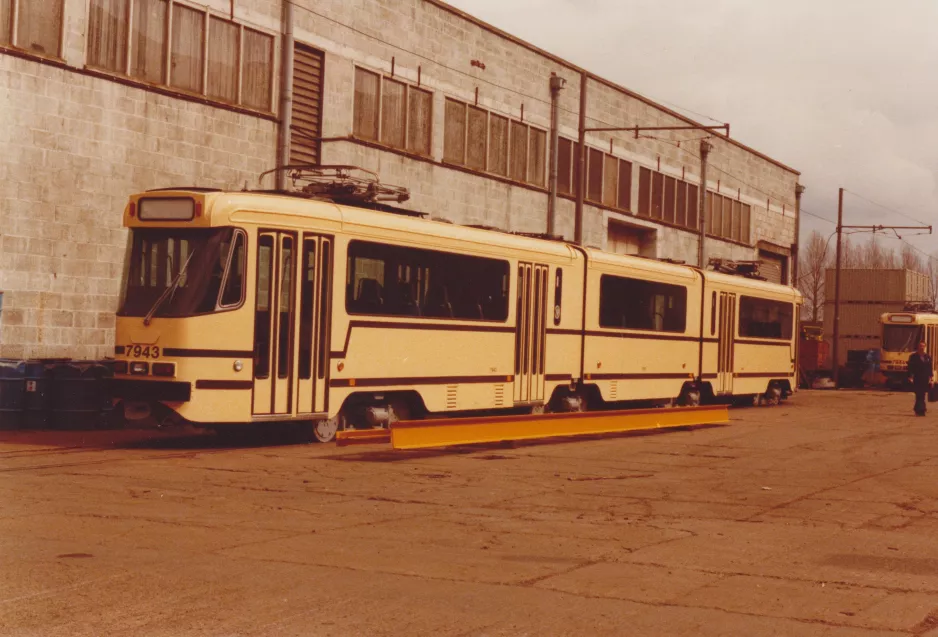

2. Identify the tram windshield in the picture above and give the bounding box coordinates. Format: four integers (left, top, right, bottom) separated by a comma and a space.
882, 324, 923, 352
118, 227, 245, 318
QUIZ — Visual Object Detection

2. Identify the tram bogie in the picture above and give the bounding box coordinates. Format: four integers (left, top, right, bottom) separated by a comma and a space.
110, 188, 801, 442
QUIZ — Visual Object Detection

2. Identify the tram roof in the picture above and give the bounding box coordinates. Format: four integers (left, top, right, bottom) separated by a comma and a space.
126, 189, 801, 300
127, 189, 582, 262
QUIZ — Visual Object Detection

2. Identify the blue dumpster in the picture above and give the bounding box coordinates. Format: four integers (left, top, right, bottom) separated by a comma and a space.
51, 361, 113, 430
24, 360, 56, 429
0, 359, 26, 430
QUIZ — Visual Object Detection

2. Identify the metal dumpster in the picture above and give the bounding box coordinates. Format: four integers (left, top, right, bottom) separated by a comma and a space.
0, 359, 26, 430
23, 360, 57, 429
50, 361, 114, 430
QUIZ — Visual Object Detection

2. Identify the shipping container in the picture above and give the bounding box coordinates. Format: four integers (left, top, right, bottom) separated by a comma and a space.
823, 269, 929, 303
824, 335, 880, 367
823, 301, 907, 339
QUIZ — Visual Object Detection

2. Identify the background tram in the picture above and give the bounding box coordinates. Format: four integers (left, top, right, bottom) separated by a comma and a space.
879, 311, 938, 387
111, 187, 801, 442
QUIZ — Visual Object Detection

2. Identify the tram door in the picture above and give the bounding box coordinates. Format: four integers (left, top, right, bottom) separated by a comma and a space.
295, 235, 332, 416
716, 292, 737, 394
514, 262, 549, 405
253, 231, 299, 416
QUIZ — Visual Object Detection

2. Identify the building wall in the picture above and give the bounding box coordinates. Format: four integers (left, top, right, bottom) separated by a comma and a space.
0, 0, 799, 359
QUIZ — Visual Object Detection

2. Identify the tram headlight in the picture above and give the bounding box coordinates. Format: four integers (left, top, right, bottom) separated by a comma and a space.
233, 360, 243, 372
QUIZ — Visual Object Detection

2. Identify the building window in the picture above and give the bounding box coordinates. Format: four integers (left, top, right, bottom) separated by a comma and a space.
207, 17, 239, 103
599, 275, 687, 333
347, 240, 510, 322
509, 120, 527, 182
637, 167, 701, 233
354, 69, 433, 155
380, 78, 406, 149
1, 0, 63, 56
557, 138, 573, 195
354, 68, 380, 141
131, 0, 167, 83
704, 191, 751, 243
407, 86, 432, 156
444, 100, 544, 186
557, 138, 631, 210
739, 296, 793, 339
528, 128, 546, 187
488, 114, 509, 177
88, 0, 128, 71
443, 98, 467, 163
466, 106, 487, 171
85, 0, 273, 111
170, 3, 204, 93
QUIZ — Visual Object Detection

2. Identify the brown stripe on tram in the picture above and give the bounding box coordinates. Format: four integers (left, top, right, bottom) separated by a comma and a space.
585, 372, 696, 381
545, 373, 573, 381
330, 374, 514, 388
733, 372, 793, 378
734, 339, 791, 347
162, 348, 254, 358
195, 380, 253, 390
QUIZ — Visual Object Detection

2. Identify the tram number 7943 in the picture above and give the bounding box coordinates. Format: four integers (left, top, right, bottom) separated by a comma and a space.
126, 345, 160, 359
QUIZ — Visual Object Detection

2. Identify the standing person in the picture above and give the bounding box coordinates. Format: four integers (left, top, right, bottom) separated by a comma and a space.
907, 341, 934, 416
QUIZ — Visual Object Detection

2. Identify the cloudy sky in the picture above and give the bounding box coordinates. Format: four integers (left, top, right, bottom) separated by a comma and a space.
447, 0, 938, 254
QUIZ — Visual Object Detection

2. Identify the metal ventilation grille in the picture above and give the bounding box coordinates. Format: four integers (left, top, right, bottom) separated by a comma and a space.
494, 384, 505, 407
610, 380, 618, 401
446, 385, 458, 410
290, 43, 325, 166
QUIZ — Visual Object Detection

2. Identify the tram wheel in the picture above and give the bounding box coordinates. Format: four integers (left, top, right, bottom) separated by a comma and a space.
312, 415, 342, 443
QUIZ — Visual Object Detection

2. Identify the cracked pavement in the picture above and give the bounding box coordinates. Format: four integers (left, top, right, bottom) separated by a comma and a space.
4, 390, 938, 635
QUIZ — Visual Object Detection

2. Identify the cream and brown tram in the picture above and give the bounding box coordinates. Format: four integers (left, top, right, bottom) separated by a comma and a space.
111, 188, 801, 441
879, 311, 938, 386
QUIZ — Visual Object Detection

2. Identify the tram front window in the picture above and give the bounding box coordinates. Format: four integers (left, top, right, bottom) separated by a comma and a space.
119, 227, 244, 318
882, 325, 923, 352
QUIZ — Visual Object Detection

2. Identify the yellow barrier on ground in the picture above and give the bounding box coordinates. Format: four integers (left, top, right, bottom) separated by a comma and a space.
337, 405, 729, 449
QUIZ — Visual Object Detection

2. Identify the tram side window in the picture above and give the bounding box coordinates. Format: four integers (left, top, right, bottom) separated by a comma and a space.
346, 240, 509, 321
738, 296, 793, 339
219, 232, 246, 307
599, 275, 687, 333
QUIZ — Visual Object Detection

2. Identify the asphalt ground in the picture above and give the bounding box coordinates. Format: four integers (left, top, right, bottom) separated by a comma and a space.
4, 390, 938, 636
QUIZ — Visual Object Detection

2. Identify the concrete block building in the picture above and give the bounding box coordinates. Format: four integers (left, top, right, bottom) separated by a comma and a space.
0, 0, 801, 359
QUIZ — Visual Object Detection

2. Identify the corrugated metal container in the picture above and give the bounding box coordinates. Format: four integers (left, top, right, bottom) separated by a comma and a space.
824, 336, 880, 367
823, 301, 905, 339
823, 269, 929, 303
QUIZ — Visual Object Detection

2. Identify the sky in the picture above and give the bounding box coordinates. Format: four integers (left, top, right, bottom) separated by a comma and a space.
446, 0, 938, 256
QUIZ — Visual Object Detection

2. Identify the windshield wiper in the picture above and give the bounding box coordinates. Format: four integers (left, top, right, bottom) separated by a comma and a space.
143, 249, 196, 326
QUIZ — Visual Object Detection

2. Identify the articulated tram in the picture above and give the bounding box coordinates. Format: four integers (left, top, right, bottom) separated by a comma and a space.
111, 187, 801, 442
880, 311, 938, 386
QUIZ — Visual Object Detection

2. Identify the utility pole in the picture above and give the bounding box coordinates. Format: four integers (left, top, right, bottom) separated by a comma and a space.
832, 188, 844, 386
574, 74, 587, 246
830, 187, 932, 386
697, 140, 712, 268
547, 74, 566, 237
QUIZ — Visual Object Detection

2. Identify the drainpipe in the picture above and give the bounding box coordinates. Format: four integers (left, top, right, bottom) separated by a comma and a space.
547, 74, 566, 236
697, 139, 712, 268
793, 184, 805, 284
574, 73, 587, 246
276, 0, 295, 190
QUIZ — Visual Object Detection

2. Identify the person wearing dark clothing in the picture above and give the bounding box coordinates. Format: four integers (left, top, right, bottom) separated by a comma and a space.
907, 341, 934, 416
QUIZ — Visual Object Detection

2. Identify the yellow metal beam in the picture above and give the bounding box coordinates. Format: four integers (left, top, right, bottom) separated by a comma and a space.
389, 405, 729, 450
336, 428, 391, 447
